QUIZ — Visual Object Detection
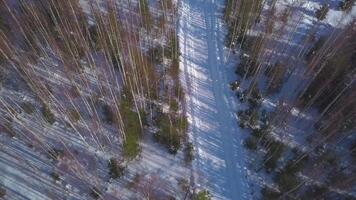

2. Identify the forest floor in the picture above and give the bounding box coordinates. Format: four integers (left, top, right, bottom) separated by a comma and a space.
178, 0, 251, 199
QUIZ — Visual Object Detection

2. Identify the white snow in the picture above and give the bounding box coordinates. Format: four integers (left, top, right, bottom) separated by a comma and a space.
178, 0, 250, 199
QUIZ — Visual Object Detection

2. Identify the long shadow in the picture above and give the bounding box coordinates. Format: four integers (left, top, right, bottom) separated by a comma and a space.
179, 0, 249, 199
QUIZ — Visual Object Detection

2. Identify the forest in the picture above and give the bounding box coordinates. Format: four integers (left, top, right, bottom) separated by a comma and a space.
225, 0, 355, 199
0, 0, 355, 199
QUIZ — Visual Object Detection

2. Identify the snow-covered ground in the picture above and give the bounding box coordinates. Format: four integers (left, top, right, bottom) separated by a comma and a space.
178, 0, 250, 199
0, 1, 190, 199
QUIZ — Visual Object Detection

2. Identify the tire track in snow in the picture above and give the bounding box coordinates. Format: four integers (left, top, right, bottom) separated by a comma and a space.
178, 0, 248, 199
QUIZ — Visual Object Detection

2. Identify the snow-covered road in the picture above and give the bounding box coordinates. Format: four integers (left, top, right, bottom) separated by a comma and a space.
178, 0, 249, 199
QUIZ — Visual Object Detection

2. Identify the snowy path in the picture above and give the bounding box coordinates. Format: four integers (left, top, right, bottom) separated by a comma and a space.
178, 0, 249, 199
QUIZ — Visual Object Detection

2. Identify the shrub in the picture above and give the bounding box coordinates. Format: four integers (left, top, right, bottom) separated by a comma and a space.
139, 108, 148, 126
229, 80, 240, 91
68, 109, 80, 123
165, 34, 180, 61
50, 172, 60, 182
244, 137, 257, 150
108, 158, 124, 179
121, 99, 142, 159
249, 109, 259, 127
170, 99, 179, 112
184, 142, 194, 164
275, 171, 300, 192
0, 187, 6, 198
235, 55, 258, 78
147, 46, 163, 64
239, 121, 247, 129
88, 25, 99, 50
154, 114, 181, 154
339, 0, 354, 11
193, 190, 212, 200
252, 128, 264, 138
42, 104, 55, 124
265, 62, 286, 95
274, 157, 306, 193
316, 4, 329, 21
21, 102, 35, 114
177, 115, 188, 134
263, 141, 285, 172
261, 187, 280, 200
236, 90, 246, 102
102, 104, 115, 125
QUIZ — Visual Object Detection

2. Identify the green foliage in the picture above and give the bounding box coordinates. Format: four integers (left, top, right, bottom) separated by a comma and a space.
177, 115, 188, 134
249, 109, 259, 127
102, 104, 115, 125
184, 142, 194, 164
50, 172, 60, 182
263, 141, 285, 172
316, 4, 329, 20
193, 190, 212, 200
251, 128, 264, 138
139, 0, 152, 31
148, 46, 163, 64
261, 187, 280, 200
318, 150, 338, 166
265, 62, 287, 95
154, 113, 182, 154
88, 25, 100, 50
120, 98, 142, 159
0, 187, 6, 198
244, 136, 257, 150
229, 80, 240, 91
42, 104, 55, 124
21, 102, 35, 114
339, 0, 355, 11
301, 37, 353, 112
68, 109, 80, 123
165, 34, 180, 61
275, 171, 300, 192
274, 155, 308, 193
170, 99, 179, 112
236, 54, 259, 78
139, 108, 148, 126
108, 158, 125, 179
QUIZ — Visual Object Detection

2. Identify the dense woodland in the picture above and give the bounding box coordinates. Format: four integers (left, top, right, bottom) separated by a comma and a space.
0, 0, 197, 199
225, 0, 355, 199
0, 0, 355, 199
